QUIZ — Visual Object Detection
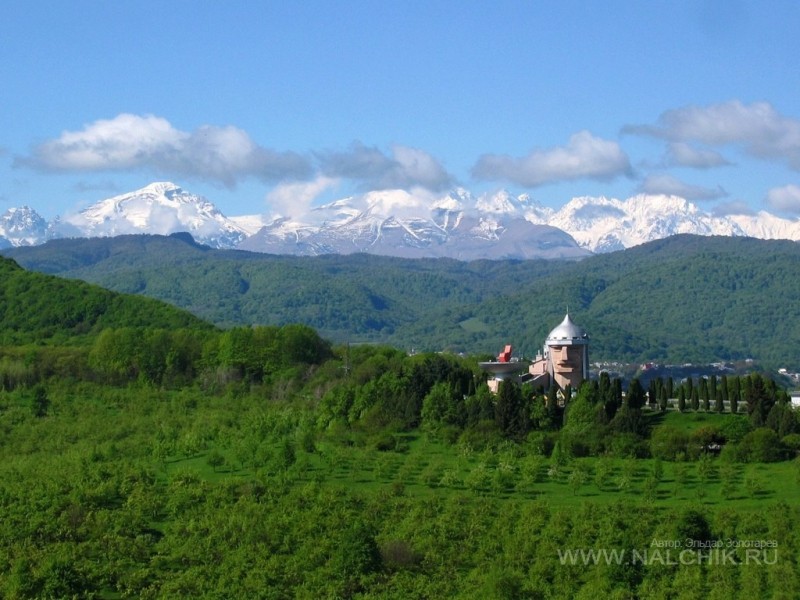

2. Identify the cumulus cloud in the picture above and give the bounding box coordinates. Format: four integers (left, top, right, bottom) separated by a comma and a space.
471, 130, 632, 187
666, 142, 731, 169
640, 173, 727, 201
319, 143, 454, 192
18, 113, 312, 186
266, 175, 339, 218
765, 184, 800, 214
712, 200, 755, 217
625, 100, 800, 170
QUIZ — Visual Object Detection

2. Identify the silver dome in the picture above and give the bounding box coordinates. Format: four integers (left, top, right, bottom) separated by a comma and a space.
546, 314, 588, 344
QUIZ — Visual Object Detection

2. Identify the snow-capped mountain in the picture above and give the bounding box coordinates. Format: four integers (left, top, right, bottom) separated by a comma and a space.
238, 188, 589, 259
4, 182, 800, 257
0, 206, 50, 247
58, 182, 248, 248
546, 195, 745, 253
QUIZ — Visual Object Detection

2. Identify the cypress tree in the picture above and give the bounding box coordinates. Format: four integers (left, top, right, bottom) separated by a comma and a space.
699, 378, 709, 410
678, 388, 686, 412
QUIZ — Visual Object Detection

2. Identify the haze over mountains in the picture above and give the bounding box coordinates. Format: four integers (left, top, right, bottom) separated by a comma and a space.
2, 182, 800, 257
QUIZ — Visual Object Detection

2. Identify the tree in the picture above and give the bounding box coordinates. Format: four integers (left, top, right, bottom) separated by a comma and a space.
30, 384, 49, 418
745, 374, 776, 427
421, 381, 461, 433
714, 390, 724, 413
691, 387, 699, 412
626, 378, 646, 410
730, 378, 740, 414
700, 378, 710, 411
736, 428, 785, 462
568, 465, 588, 495
678, 387, 686, 412
648, 378, 658, 408
495, 380, 528, 439
546, 385, 560, 430
206, 449, 225, 472
331, 521, 382, 593
658, 386, 668, 412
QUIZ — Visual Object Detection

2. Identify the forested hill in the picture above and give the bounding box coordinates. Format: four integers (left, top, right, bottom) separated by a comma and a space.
5, 234, 800, 367
0, 255, 212, 345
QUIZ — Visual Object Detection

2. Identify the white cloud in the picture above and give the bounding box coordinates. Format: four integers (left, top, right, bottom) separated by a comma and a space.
20, 113, 312, 186
626, 100, 800, 170
765, 184, 800, 214
640, 174, 727, 201
319, 143, 453, 191
666, 142, 730, 169
266, 176, 339, 218
471, 130, 631, 187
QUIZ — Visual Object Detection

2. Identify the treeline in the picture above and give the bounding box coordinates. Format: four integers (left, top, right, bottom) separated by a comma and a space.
1, 323, 333, 390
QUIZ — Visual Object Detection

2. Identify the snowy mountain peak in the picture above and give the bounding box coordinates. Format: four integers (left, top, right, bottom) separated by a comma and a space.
4, 182, 800, 256
59, 182, 247, 248
0, 205, 49, 246
139, 181, 183, 196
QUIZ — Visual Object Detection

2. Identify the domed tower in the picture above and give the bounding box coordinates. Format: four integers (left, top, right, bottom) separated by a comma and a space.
544, 313, 589, 390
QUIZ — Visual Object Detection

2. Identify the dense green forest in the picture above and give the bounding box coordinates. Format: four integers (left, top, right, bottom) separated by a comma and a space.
2, 255, 800, 597
5, 233, 800, 368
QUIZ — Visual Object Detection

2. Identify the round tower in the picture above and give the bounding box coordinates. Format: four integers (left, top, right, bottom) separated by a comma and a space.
544, 313, 589, 390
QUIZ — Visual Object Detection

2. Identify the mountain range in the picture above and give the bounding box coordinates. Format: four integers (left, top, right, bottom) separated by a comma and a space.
3, 182, 800, 257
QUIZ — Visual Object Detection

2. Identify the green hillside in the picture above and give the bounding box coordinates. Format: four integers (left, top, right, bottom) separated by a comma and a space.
5, 234, 800, 367
0, 255, 212, 345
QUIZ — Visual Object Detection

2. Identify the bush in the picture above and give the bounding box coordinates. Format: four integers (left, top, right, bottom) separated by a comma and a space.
734, 427, 787, 462
609, 433, 648, 458
458, 420, 503, 452
525, 431, 557, 457
650, 425, 689, 461
719, 415, 752, 444
782, 433, 800, 454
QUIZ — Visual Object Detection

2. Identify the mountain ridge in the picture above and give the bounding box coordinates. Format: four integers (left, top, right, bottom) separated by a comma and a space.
5, 233, 800, 368
3, 182, 800, 256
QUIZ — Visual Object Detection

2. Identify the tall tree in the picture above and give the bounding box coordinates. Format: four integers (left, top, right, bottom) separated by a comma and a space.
495, 380, 529, 439
626, 378, 646, 410
721, 375, 729, 404
699, 378, 709, 411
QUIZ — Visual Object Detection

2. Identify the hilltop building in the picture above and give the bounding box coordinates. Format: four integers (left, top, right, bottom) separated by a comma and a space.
481, 313, 590, 394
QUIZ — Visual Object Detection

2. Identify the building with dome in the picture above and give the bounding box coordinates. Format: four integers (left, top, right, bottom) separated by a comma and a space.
527, 313, 590, 391
480, 313, 590, 394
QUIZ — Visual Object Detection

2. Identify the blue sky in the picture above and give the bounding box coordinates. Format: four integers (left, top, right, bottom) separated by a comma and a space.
2, 0, 799, 220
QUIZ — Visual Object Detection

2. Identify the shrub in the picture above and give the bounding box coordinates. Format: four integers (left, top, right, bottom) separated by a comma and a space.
650, 425, 689, 461
781, 433, 800, 454
735, 427, 786, 462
